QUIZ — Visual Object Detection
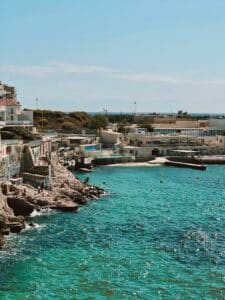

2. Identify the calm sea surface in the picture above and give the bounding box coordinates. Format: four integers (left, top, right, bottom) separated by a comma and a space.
1, 165, 225, 299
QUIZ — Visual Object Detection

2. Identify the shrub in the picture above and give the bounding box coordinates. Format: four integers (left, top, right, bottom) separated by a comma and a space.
61, 121, 76, 130
38, 118, 48, 126
0, 127, 38, 141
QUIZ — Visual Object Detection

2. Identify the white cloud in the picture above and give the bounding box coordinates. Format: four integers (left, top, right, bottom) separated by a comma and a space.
0, 64, 55, 77
49, 62, 115, 74
115, 73, 225, 85
1, 62, 225, 86
0, 62, 114, 77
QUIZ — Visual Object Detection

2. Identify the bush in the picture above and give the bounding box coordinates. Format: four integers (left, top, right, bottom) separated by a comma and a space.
38, 118, 48, 126
61, 122, 76, 130
85, 115, 108, 130
0, 127, 38, 141
57, 117, 64, 123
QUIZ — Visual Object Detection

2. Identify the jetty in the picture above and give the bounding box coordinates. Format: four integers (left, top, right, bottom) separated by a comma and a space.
165, 160, 206, 170
148, 152, 207, 170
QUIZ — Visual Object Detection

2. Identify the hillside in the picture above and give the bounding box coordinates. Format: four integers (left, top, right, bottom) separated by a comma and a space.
34, 110, 90, 131
33, 110, 108, 132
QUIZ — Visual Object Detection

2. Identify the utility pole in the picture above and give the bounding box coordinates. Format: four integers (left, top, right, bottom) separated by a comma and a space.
35, 98, 39, 110
133, 101, 137, 123
134, 101, 137, 115
42, 109, 44, 130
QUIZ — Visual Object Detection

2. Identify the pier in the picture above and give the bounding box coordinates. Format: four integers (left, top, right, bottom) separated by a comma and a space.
165, 160, 206, 170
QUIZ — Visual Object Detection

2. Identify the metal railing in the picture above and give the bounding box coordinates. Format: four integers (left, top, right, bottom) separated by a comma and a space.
6, 120, 33, 125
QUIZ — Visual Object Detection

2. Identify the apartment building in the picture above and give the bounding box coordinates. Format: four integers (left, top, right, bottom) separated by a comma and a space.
0, 82, 33, 129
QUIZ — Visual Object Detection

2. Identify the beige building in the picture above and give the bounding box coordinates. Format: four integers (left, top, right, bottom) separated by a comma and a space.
126, 132, 225, 156
100, 130, 123, 146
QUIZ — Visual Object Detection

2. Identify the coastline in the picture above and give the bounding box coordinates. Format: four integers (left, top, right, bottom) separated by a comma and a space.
0, 155, 104, 248
106, 162, 161, 167
105, 157, 167, 167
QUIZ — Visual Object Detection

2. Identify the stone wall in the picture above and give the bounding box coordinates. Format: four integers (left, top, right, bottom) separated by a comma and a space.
22, 172, 49, 188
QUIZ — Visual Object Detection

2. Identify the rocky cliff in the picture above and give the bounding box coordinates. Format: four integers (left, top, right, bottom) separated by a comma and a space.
0, 156, 104, 248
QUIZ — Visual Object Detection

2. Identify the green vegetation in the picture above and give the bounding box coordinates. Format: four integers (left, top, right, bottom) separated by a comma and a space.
38, 118, 48, 126
107, 114, 134, 124
61, 121, 76, 130
34, 110, 91, 131
0, 127, 39, 141
33, 110, 109, 132
85, 115, 108, 130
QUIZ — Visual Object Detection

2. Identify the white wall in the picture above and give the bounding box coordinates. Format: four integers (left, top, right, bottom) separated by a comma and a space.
20, 110, 33, 123
6, 105, 21, 122
100, 130, 123, 144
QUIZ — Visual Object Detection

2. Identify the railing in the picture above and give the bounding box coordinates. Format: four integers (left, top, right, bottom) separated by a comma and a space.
6, 120, 33, 125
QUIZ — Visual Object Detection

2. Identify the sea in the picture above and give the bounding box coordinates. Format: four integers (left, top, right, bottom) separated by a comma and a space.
0, 165, 225, 299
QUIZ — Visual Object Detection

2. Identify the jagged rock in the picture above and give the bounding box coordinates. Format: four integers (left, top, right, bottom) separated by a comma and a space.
6, 215, 25, 233
0, 214, 7, 231
8, 215, 25, 224
31, 198, 49, 207
0, 233, 4, 247
74, 194, 87, 205
0, 154, 104, 248
8, 222, 25, 233
7, 196, 35, 216
50, 201, 78, 212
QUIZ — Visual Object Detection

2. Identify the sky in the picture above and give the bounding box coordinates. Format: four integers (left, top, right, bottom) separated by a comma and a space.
1, 0, 225, 113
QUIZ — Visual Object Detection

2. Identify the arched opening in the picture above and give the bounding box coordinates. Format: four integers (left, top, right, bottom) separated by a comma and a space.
152, 148, 160, 156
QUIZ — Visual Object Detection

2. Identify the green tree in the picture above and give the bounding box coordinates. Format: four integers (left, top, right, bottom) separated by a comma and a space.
86, 115, 108, 130
61, 121, 76, 130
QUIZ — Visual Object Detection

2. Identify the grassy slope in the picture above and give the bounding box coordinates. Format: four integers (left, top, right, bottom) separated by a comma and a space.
33, 110, 92, 131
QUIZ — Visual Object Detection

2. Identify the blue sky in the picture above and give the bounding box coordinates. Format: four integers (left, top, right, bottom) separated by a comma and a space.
1, 0, 225, 113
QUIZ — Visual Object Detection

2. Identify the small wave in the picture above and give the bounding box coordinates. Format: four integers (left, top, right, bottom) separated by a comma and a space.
30, 208, 52, 217
24, 223, 44, 231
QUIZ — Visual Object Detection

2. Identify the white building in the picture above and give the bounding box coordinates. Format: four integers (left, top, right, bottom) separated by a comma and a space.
0, 99, 33, 129
100, 130, 123, 146
0, 82, 33, 130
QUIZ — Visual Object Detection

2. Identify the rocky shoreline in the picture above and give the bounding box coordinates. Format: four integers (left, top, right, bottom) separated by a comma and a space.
0, 156, 104, 248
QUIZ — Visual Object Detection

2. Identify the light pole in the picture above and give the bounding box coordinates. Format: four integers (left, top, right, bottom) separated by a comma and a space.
133, 101, 137, 123
35, 98, 39, 110
134, 101, 137, 115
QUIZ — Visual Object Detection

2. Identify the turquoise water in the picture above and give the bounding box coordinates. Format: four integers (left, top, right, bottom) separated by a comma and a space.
1, 165, 225, 299
84, 145, 99, 151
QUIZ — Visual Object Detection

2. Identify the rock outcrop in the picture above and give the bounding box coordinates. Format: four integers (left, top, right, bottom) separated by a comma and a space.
0, 155, 104, 248
7, 196, 35, 216
0, 192, 25, 246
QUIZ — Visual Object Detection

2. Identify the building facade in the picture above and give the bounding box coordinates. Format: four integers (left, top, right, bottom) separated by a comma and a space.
0, 82, 33, 129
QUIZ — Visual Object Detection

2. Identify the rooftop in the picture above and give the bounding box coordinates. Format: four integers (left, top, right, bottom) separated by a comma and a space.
0, 99, 20, 106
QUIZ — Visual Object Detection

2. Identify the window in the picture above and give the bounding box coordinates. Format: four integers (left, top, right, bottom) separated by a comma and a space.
11, 108, 13, 114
